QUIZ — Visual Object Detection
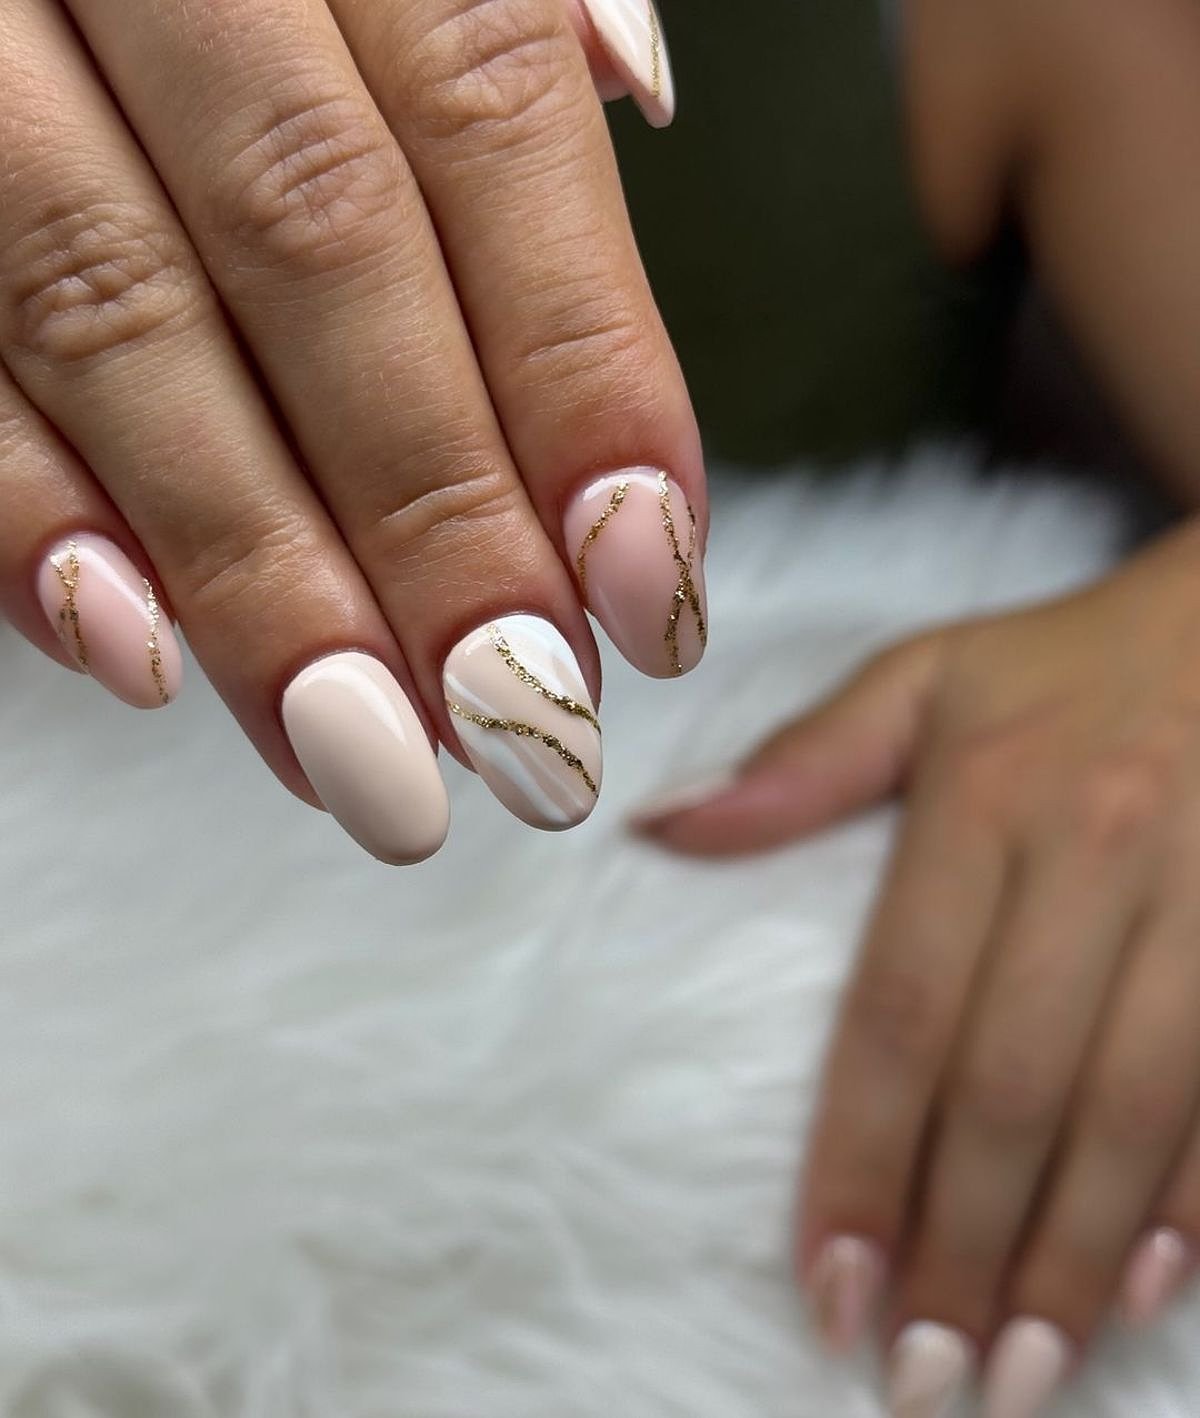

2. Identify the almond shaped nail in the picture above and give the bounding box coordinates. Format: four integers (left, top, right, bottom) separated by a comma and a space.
580, 0, 675, 127
565, 468, 707, 679
443, 614, 602, 830
36, 533, 182, 709
983, 1318, 1070, 1418
1121, 1226, 1193, 1328
282, 652, 449, 865
809, 1235, 886, 1354
889, 1322, 975, 1418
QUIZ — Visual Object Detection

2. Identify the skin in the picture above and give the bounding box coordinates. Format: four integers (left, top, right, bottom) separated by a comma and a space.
0, 0, 703, 805
637, 0, 1200, 1386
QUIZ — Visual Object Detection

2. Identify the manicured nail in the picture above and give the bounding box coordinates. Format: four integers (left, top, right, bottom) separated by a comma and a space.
565, 468, 707, 679
282, 652, 449, 865
443, 614, 602, 830
629, 771, 737, 827
888, 1322, 974, 1418
1120, 1226, 1193, 1328
983, 1318, 1071, 1418
36, 533, 182, 709
579, 0, 675, 127
809, 1235, 886, 1354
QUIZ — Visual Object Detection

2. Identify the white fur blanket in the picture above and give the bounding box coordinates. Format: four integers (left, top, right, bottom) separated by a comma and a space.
0, 449, 1190, 1418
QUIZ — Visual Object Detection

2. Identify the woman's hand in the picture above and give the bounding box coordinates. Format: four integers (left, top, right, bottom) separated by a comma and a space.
635, 523, 1200, 1415
0, 0, 707, 863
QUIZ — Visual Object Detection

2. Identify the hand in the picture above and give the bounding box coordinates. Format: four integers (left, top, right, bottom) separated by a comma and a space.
635, 523, 1200, 1414
0, 0, 707, 863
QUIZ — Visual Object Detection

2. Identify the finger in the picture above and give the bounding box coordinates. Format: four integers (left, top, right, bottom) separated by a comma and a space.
0, 0, 448, 862
891, 793, 1153, 1403
68, 0, 604, 828
632, 632, 946, 855
1126, 1131, 1200, 1327
799, 750, 1008, 1354
332, 0, 703, 679
0, 357, 182, 701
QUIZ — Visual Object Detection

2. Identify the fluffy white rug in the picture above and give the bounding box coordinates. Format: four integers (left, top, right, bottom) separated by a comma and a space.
0, 448, 1191, 1418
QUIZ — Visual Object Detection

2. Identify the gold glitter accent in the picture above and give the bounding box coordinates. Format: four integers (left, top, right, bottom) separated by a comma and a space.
50, 541, 89, 671
575, 480, 629, 600
487, 624, 600, 732
144, 580, 169, 705
447, 702, 598, 797
658, 471, 707, 677
648, 2, 662, 100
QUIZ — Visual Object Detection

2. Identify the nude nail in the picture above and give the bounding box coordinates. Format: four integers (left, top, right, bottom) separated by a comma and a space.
1120, 1226, 1193, 1328
888, 1322, 974, 1418
282, 652, 449, 865
443, 614, 602, 830
36, 533, 181, 709
983, 1318, 1070, 1418
809, 1235, 886, 1354
579, 0, 675, 127
564, 468, 707, 679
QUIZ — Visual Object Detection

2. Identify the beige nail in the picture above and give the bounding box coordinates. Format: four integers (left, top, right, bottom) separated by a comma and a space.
889, 1322, 974, 1418
579, 0, 675, 127
282, 652, 449, 865
1121, 1226, 1193, 1328
983, 1318, 1070, 1418
809, 1235, 886, 1354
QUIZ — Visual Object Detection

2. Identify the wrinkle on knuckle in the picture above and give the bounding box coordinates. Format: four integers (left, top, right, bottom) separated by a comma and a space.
180, 507, 318, 620
955, 1044, 1057, 1138
5, 203, 203, 368
369, 464, 521, 566
1067, 756, 1168, 858
848, 958, 945, 1075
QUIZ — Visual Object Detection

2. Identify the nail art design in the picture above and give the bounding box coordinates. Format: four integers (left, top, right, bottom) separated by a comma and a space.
809, 1235, 886, 1355
443, 614, 602, 830
282, 652, 449, 865
982, 1318, 1070, 1418
38, 533, 182, 709
579, 0, 675, 127
888, 1322, 974, 1418
565, 468, 708, 679
1121, 1226, 1193, 1328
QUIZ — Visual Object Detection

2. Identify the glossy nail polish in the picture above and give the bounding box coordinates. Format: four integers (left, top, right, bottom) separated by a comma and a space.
1121, 1226, 1193, 1328
888, 1322, 974, 1418
564, 468, 707, 679
579, 0, 675, 127
282, 652, 449, 865
36, 533, 182, 709
983, 1318, 1070, 1418
443, 614, 602, 830
808, 1235, 886, 1354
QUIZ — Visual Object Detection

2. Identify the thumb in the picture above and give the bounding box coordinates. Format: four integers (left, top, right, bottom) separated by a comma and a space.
567, 0, 675, 129
630, 632, 946, 857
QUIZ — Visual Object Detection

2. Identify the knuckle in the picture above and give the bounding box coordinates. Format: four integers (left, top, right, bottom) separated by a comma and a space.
955, 1045, 1057, 1138
848, 959, 945, 1074
216, 90, 400, 273
405, 0, 576, 146
5, 203, 203, 367
946, 736, 1019, 826
368, 462, 522, 569
1090, 1068, 1186, 1153
1067, 756, 1168, 857
178, 504, 320, 621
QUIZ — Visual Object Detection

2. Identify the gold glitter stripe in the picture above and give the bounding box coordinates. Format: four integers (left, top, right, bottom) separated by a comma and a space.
575, 480, 629, 601
50, 541, 89, 671
487, 624, 600, 732
144, 580, 169, 705
658, 471, 707, 677
648, 2, 662, 100
447, 702, 598, 796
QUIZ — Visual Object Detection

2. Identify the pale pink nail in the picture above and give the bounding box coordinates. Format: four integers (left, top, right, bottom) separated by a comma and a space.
282, 652, 449, 865
983, 1318, 1071, 1418
808, 1235, 886, 1354
443, 614, 602, 830
565, 468, 707, 679
628, 770, 738, 827
1121, 1226, 1193, 1328
578, 0, 675, 127
36, 533, 181, 709
888, 1322, 975, 1418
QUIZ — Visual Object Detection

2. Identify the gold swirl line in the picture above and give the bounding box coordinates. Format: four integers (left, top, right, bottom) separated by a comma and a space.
447, 703, 598, 797
575, 480, 629, 601
145, 581, 169, 705
50, 541, 89, 671
487, 624, 600, 732
658, 471, 707, 677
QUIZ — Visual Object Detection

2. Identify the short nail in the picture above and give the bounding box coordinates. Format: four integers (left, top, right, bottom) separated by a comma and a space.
809, 1235, 886, 1354
282, 652, 449, 865
443, 614, 602, 830
37, 533, 182, 709
579, 0, 675, 127
565, 468, 707, 679
628, 770, 737, 827
888, 1322, 974, 1418
983, 1318, 1071, 1418
1120, 1226, 1193, 1328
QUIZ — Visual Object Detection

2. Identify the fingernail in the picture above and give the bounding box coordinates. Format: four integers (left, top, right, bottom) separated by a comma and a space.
888, 1322, 974, 1418
1120, 1226, 1193, 1328
579, 0, 675, 127
983, 1318, 1071, 1418
565, 468, 707, 679
282, 652, 449, 865
809, 1235, 886, 1354
628, 770, 737, 827
443, 614, 602, 830
36, 533, 182, 709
